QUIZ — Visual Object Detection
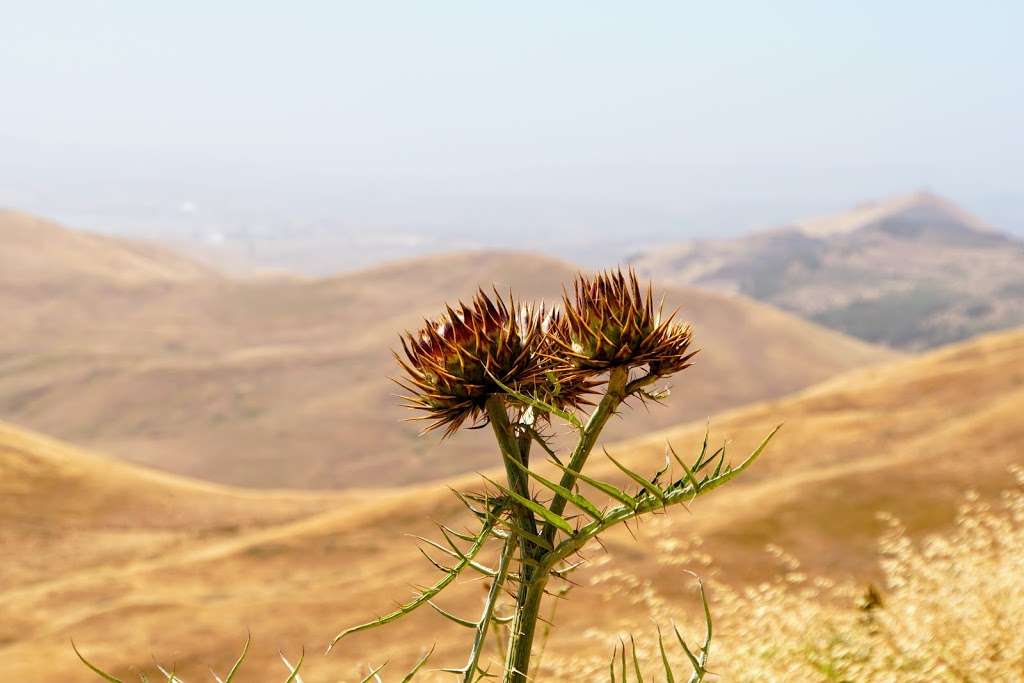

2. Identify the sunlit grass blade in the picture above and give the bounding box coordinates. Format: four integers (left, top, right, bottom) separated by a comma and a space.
657, 626, 676, 683
674, 625, 702, 681
281, 649, 305, 683
358, 662, 388, 683
71, 641, 126, 683
219, 632, 250, 682
629, 634, 645, 682
154, 663, 181, 682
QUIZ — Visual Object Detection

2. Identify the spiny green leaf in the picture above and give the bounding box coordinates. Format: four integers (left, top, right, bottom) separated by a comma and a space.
441, 525, 479, 543
696, 424, 781, 496
501, 523, 554, 552
417, 546, 456, 574
697, 420, 710, 469
548, 459, 638, 510
329, 520, 495, 649
483, 476, 575, 535
428, 601, 478, 628
667, 442, 701, 494
460, 535, 515, 682
711, 445, 726, 478
502, 451, 604, 522
525, 426, 564, 466
486, 371, 583, 430
606, 451, 666, 503
401, 645, 435, 682
651, 452, 672, 490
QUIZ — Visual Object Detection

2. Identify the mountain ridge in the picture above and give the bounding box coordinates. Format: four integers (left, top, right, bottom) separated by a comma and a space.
630, 192, 1024, 349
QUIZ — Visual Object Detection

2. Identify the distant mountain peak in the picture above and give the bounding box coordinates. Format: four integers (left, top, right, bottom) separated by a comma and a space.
630, 192, 1024, 349
793, 190, 993, 238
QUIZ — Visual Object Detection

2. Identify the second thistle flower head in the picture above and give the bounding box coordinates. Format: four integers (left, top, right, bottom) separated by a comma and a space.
547, 267, 696, 381
396, 289, 541, 435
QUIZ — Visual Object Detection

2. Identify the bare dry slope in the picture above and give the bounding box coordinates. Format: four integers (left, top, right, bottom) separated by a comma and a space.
0, 421, 344, 590
0, 223, 897, 487
2, 328, 1019, 681
0, 209, 214, 286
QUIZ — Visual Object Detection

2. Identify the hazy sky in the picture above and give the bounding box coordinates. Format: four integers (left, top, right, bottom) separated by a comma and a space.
2, 1, 1023, 246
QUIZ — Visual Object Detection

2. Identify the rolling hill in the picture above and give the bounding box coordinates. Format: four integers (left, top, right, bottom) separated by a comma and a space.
629, 191, 1024, 349
2, 327, 1020, 681
0, 212, 898, 488
0, 209, 214, 287
0, 420, 343, 590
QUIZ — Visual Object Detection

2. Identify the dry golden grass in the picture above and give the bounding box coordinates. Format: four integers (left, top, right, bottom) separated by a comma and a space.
549, 468, 1024, 681
1, 327, 1020, 681
0, 212, 897, 489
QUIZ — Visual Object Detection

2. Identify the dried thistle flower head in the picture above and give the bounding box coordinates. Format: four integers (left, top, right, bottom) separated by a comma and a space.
396, 289, 542, 435
548, 267, 696, 381
530, 305, 599, 408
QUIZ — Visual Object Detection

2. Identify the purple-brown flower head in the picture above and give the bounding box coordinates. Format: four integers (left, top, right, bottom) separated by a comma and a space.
396, 289, 542, 435
530, 305, 599, 409
547, 267, 696, 381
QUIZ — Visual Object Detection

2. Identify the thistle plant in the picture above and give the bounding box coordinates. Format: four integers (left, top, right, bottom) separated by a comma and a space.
74, 267, 778, 682
335, 267, 779, 682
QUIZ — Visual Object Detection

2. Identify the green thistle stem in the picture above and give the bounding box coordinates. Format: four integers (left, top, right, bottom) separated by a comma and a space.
486, 396, 537, 537
542, 366, 629, 545
486, 395, 548, 682
504, 574, 548, 683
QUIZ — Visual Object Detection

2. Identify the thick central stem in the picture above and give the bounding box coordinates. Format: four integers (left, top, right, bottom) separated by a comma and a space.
486, 396, 536, 536
504, 574, 548, 683
486, 396, 548, 682
488, 369, 632, 681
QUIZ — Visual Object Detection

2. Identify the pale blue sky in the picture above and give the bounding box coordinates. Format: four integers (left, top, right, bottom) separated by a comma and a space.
2, 0, 1022, 250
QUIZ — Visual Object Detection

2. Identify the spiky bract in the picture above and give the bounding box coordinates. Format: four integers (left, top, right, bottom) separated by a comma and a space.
397, 289, 542, 435
547, 267, 697, 382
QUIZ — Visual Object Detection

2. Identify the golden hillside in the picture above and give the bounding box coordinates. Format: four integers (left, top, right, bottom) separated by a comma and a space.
3, 327, 1020, 681
0, 420, 343, 589
0, 213, 898, 488
0, 209, 215, 286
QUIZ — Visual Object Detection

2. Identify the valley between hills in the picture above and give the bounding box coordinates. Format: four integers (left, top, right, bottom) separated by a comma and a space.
2, 325, 1020, 680
2, 208, 1022, 680
0, 209, 895, 489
